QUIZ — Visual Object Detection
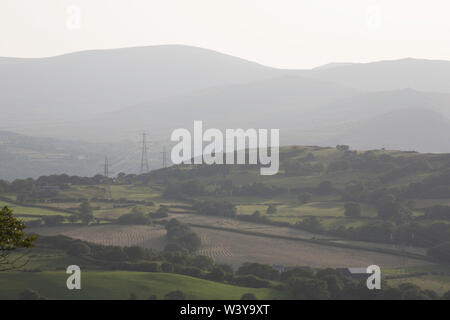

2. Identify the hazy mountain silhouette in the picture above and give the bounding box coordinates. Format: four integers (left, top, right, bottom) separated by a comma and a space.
91, 75, 358, 139
0, 45, 286, 130
306, 58, 450, 93
336, 108, 450, 153
298, 88, 450, 127
2, 46, 450, 178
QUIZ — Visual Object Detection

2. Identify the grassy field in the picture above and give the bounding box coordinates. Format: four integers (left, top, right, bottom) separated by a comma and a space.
0, 271, 280, 300
0, 200, 70, 217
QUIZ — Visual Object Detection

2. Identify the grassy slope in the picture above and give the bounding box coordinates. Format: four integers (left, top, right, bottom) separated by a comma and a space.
0, 271, 280, 300
0, 200, 70, 217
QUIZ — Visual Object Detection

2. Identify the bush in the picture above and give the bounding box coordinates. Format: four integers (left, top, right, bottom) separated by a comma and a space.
234, 275, 271, 288
316, 181, 336, 195
190, 255, 214, 271
237, 262, 279, 280
129, 293, 138, 300
124, 246, 145, 260
298, 192, 312, 204
193, 200, 236, 218
151, 206, 169, 219
207, 267, 226, 282
42, 215, 65, 226
281, 268, 314, 281
179, 266, 203, 278
19, 289, 44, 300
164, 290, 185, 300
288, 277, 330, 300
67, 242, 91, 256
102, 247, 128, 261
117, 211, 149, 225
344, 202, 361, 218
425, 205, 450, 220
161, 262, 174, 273
134, 262, 159, 272
241, 293, 257, 300
26, 219, 43, 228
428, 241, 450, 263
164, 219, 201, 253
266, 205, 277, 214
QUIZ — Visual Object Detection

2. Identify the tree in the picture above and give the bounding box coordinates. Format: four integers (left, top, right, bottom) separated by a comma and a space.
298, 192, 312, 204
78, 201, 94, 225
428, 241, 450, 263
161, 262, 174, 273
252, 210, 262, 218
207, 267, 225, 282
0, 206, 36, 271
151, 205, 169, 218
191, 255, 214, 271
344, 202, 361, 218
234, 275, 271, 288
124, 246, 145, 260
68, 214, 79, 224
237, 262, 279, 280
42, 215, 65, 226
118, 211, 149, 225
68, 242, 91, 256
316, 181, 335, 195
377, 196, 411, 224
266, 205, 277, 215
288, 277, 330, 300
336, 145, 350, 151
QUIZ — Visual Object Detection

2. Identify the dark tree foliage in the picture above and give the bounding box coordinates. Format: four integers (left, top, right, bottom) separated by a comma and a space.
164, 219, 201, 253
193, 200, 236, 218
237, 262, 280, 280
0, 206, 36, 271
344, 202, 361, 218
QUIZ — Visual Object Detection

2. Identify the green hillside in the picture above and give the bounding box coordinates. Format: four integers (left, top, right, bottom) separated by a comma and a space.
0, 271, 278, 300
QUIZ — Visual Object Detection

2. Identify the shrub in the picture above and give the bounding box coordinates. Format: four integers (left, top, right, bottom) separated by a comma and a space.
241, 293, 257, 300
164, 290, 185, 300
234, 275, 271, 288
344, 202, 361, 218
266, 205, 277, 214
124, 246, 145, 260
19, 289, 44, 300
67, 242, 91, 256
161, 262, 174, 273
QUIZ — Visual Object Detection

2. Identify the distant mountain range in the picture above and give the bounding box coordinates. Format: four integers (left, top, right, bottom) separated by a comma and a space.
1, 45, 450, 179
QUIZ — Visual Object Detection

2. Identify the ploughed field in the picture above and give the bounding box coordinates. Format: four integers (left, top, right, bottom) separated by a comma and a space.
32, 213, 431, 269
192, 226, 428, 268
31, 225, 167, 251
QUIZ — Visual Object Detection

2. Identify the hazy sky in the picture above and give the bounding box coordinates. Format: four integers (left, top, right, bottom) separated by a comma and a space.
1, 0, 449, 68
